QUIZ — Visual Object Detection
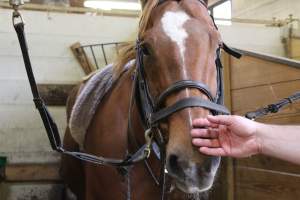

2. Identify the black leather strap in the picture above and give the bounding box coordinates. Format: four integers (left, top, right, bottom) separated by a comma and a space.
156, 80, 214, 108
222, 43, 242, 59
151, 97, 230, 125
13, 19, 153, 168
245, 92, 300, 120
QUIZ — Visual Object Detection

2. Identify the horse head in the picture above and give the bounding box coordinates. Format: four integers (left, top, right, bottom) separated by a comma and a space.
138, 0, 222, 193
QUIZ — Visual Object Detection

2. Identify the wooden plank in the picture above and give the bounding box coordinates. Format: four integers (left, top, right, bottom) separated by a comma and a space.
258, 112, 300, 124
222, 52, 235, 200
209, 159, 230, 200
231, 80, 300, 114
230, 55, 300, 90
38, 84, 76, 106
290, 38, 300, 59
235, 49, 300, 69
70, 42, 96, 75
0, 2, 139, 18
237, 155, 300, 175
5, 164, 61, 182
0, 56, 84, 83
235, 167, 300, 200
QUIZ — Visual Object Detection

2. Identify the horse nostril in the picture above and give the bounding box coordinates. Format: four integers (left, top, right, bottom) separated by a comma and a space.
168, 154, 182, 176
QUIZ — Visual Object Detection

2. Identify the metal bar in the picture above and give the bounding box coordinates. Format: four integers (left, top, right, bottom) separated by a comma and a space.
80, 42, 124, 48
90, 46, 99, 70
101, 44, 108, 65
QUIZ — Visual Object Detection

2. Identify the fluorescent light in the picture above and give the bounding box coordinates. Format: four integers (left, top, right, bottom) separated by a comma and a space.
84, 0, 141, 11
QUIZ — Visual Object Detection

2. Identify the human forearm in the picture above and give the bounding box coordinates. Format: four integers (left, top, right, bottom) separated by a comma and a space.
257, 123, 300, 164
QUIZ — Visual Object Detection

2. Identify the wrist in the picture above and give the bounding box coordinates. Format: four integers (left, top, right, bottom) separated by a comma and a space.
254, 122, 265, 155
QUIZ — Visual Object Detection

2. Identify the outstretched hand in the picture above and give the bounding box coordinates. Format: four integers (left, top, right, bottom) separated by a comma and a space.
191, 115, 262, 158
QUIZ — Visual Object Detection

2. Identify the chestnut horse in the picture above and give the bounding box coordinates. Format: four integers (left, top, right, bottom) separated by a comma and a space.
61, 0, 230, 199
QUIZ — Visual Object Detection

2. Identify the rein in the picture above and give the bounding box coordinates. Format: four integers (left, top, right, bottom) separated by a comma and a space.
245, 92, 300, 120
10, 0, 241, 200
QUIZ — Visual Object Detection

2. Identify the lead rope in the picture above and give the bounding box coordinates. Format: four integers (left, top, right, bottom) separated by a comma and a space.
245, 92, 300, 120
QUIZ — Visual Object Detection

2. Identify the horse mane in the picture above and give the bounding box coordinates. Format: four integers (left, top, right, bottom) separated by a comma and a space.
113, 0, 159, 79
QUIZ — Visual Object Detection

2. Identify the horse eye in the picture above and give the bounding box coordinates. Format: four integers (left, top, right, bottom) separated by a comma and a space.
141, 44, 151, 56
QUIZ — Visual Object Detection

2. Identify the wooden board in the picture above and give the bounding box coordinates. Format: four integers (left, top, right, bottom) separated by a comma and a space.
230, 55, 300, 90
235, 167, 300, 200
231, 80, 300, 114
290, 38, 300, 59
38, 84, 76, 106
5, 164, 61, 182
70, 42, 96, 75
258, 112, 300, 124
237, 155, 300, 175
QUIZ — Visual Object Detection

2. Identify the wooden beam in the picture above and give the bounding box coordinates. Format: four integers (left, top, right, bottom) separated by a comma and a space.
70, 42, 96, 75
38, 84, 76, 106
235, 166, 300, 200
222, 51, 235, 200
5, 164, 61, 182
0, 2, 139, 18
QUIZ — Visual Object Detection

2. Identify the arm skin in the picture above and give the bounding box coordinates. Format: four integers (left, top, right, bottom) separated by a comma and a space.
191, 115, 300, 165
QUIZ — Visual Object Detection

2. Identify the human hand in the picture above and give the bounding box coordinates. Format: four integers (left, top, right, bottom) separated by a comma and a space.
191, 115, 262, 158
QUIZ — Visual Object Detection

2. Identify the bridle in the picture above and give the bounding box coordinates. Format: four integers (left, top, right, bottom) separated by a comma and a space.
126, 1, 242, 198
10, 0, 241, 199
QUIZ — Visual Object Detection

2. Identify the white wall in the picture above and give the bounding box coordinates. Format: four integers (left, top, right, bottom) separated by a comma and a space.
220, 23, 284, 56
232, 0, 300, 20
0, 8, 138, 164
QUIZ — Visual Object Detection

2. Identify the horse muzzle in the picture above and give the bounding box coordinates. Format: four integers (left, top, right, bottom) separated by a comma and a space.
166, 154, 221, 193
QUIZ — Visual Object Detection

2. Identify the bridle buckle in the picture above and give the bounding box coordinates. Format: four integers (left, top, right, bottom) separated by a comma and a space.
144, 128, 154, 158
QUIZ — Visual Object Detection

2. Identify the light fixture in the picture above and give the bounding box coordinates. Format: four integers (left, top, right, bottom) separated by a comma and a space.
84, 0, 141, 11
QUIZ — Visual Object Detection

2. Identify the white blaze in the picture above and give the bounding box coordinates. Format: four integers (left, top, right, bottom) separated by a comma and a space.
161, 11, 190, 67
161, 11, 193, 125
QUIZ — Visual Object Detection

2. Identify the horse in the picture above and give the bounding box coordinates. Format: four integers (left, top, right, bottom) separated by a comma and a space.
60, 0, 231, 199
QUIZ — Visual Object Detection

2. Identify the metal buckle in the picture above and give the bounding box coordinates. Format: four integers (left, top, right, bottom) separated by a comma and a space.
144, 128, 153, 158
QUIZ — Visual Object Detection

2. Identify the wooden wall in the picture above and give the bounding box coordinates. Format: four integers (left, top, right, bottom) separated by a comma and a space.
224, 49, 300, 200
289, 37, 300, 61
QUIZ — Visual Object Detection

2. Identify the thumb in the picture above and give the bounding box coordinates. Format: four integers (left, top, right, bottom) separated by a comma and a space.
207, 115, 234, 127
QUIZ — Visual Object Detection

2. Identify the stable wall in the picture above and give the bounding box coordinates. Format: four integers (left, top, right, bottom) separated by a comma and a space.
224, 50, 300, 200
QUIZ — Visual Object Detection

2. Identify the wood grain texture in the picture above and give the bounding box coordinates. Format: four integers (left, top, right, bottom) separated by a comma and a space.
70, 42, 96, 75
231, 80, 300, 114
5, 164, 61, 182
290, 38, 300, 59
222, 52, 235, 200
230, 55, 300, 90
38, 84, 75, 106
235, 167, 300, 200
237, 155, 300, 175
